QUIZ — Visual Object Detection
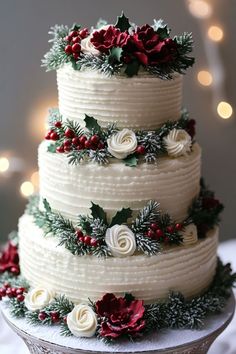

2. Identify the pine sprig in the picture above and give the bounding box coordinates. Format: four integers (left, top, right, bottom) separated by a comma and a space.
9, 298, 27, 318
135, 233, 161, 256
79, 54, 122, 77
132, 201, 160, 234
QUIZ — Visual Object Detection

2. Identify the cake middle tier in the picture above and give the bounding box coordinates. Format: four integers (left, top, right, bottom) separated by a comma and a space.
57, 65, 183, 130
39, 141, 201, 223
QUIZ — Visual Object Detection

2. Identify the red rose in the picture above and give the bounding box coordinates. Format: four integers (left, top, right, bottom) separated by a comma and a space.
96, 293, 146, 339
126, 24, 177, 66
0, 242, 19, 274
91, 26, 130, 54
202, 197, 220, 210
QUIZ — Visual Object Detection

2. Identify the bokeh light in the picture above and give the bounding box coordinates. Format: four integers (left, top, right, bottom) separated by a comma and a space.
197, 70, 213, 86
208, 26, 224, 42
20, 181, 34, 197
188, 0, 212, 19
0, 157, 10, 173
217, 101, 233, 119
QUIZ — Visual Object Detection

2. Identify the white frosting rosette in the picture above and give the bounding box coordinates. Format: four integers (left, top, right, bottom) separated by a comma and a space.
67, 304, 97, 338
164, 129, 192, 158
105, 224, 136, 257
24, 287, 55, 311
181, 224, 198, 246
80, 35, 100, 56
107, 129, 138, 159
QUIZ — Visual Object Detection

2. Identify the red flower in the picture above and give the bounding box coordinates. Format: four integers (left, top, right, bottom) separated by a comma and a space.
91, 26, 130, 54
0, 242, 19, 274
202, 197, 220, 210
127, 24, 177, 66
96, 293, 146, 339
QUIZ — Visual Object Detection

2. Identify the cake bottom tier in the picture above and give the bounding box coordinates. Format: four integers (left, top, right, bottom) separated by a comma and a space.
18, 214, 218, 304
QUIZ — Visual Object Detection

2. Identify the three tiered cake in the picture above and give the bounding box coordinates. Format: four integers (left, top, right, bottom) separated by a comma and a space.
0, 14, 234, 343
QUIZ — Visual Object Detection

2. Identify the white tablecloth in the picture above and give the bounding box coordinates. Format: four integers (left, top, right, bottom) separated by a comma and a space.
0, 240, 235, 354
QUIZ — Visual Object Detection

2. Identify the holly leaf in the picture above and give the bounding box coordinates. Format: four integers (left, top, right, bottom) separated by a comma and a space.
110, 208, 133, 227
123, 155, 138, 167
153, 19, 171, 39
124, 293, 135, 302
109, 47, 123, 63
125, 60, 140, 77
115, 12, 131, 32
84, 115, 102, 133
43, 199, 52, 213
90, 202, 107, 224
71, 23, 81, 31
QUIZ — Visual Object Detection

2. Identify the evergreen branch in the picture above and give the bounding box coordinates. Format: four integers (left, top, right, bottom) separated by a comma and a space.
135, 233, 161, 256
79, 54, 122, 76
132, 200, 160, 234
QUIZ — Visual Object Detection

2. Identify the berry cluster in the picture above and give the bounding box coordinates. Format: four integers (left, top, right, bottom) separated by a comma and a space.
64, 28, 89, 61
0, 282, 25, 302
45, 121, 105, 154
145, 222, 183, 244
76, 229, 99, 248
38, 310, 63, 324
135, 145, 146, 155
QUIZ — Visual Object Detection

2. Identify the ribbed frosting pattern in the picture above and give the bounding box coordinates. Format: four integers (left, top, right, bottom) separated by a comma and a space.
18, 214, 218, 304
38, 141, 201, 223
57, 65, 183, 130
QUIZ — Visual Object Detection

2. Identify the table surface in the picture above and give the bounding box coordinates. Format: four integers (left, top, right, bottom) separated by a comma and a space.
0, 239, 236, 354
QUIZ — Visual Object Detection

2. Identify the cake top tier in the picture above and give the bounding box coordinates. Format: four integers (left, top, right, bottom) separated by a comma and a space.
42, 13, 194, 79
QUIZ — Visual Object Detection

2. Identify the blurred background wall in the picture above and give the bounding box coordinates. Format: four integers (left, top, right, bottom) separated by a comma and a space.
0, 0, 235, 243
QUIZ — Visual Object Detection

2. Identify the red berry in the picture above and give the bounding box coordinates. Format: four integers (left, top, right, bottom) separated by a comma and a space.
38, 311, 47, 321
0, 288, 6, 297
84, 236, 91, 246
150, 223, 158, 231
50, 131, 59, 141
63, 316, 67, 324
79, 135, 87, 145
65, 128, 75, 139
72, 137, 80, 146
147, 230, 155, 239
79, 28, 89, 39
54, 121, 62, 128
45, 131, 52, 140
11, 288, 17, 296
166, 226, 174, 234
16, 287, 25, 295
98, 142, 105, 150
56, 145, 64, 153
76, 145, 83, 151
90, 238, 98, 247
76, 229, 84, 238
73, 53, 80, 60
175, 223, 183, 231
64, 139, 72, 147
64, 145, 72, 152
72, 43, 81, 53
65, 45, 73, 55
156, 229, 164, 238
17, 294, 25, 302
69, 30, 78, 37
10, 266, 19, 275
72, 36, 80, 44
78, 236, 84, 243
136, 145, 146, 155
84, 140, 91, 149
90, 135, 100, 145
3, 282, 10, 289
51, 311, 60, 323
65, 35, 72, 42
6, 288, 14, 298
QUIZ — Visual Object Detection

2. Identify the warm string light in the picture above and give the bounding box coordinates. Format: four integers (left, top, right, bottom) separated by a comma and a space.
186, 0, 233, 120
20, 181, 34, 198
0, 157, 10, 173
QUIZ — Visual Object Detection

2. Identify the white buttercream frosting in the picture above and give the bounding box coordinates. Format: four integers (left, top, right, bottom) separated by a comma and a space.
164, 129, 192, 158
105, 224, 136, 257
107, 129, 138, 159
67, 304, 97, 338
24, 286, 55, 311
18, 214, 218, 304
181, 224, 198, 246
38, 141, 201, 223
56, 64, 183, 129
80, 36, 100, 56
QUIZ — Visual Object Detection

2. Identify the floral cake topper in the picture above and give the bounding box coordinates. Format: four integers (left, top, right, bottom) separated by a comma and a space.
42, 13, 195, 78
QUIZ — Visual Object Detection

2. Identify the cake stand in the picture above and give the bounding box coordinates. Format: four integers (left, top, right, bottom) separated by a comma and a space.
1, 294, 235, 354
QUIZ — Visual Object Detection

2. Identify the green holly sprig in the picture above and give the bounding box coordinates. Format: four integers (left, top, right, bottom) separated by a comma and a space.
45, 108, 194, 167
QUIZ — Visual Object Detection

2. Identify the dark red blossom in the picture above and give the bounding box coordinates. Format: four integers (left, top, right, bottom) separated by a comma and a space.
126, 24, 178, 66
91, 26, 130, 54
0, 242, 19, 274
96, 293, 146, 339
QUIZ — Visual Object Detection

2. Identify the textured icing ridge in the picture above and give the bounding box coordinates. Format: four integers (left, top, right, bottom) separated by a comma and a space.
18, 214, 218, 304
57, 65, 183, 129
38, 141, 201, 223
